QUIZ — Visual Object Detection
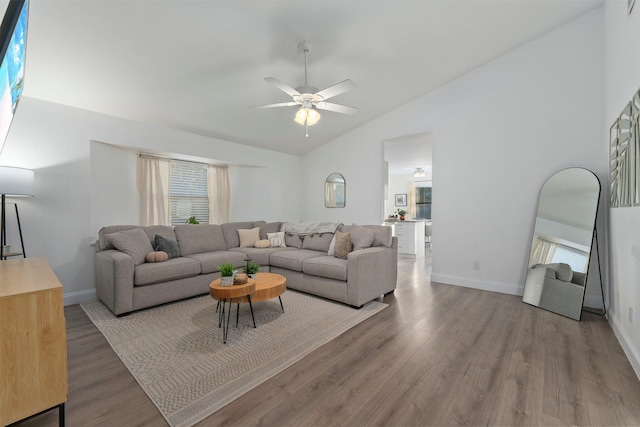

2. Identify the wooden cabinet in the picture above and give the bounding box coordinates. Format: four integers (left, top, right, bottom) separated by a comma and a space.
0, 257, 67, 426
385, 220, 426, 257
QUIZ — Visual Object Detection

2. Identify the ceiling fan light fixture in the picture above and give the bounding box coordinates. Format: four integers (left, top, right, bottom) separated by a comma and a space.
294, 106, 321, 126
414, 168, 426, 178
294, 107, 307, 125
306, 108, 321, 126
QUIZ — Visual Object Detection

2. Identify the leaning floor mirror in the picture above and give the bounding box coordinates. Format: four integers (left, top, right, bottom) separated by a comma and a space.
522, 168, 601, 320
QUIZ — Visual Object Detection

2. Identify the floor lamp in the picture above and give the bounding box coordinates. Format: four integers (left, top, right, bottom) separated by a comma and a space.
0, 166, 34, 260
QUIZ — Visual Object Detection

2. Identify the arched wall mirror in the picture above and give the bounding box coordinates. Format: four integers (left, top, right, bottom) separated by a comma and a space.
522, 168, 601, 320
325, 173, 345, 208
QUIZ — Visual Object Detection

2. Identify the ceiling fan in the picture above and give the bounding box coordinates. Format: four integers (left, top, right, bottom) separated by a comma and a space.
253, 40, 358, 137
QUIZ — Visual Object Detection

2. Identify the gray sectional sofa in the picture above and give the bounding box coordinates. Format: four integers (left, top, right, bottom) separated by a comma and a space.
95, 221, 398, 316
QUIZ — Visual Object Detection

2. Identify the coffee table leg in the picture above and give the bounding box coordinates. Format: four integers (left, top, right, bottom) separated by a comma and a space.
225, 299, 232, 343
236, 303, 240, 327
248, 295, 256, 328
279, 296, 285, 313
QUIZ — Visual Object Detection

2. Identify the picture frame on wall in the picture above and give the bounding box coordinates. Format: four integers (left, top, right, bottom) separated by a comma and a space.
395, 193, 407, 206
629, 0, 636, 14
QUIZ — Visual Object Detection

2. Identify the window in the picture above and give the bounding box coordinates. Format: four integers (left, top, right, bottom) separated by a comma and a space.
551, 245, 589, 273
169, 160, 209, 225
415, 186, 432, 219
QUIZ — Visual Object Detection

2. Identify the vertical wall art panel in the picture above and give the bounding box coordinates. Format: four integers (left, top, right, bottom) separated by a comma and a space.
610, 87, 640, 207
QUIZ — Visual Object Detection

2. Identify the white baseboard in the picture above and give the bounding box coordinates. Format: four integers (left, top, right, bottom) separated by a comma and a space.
429, 273, 522, 296
64, 288, 97, 306
609, 313, 640, 381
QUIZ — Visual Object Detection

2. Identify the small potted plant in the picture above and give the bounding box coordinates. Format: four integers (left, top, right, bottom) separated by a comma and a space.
243, 261, 260, 279
185, 216, 200, 224
218, 263, 235, 286
397, 209, 407, 221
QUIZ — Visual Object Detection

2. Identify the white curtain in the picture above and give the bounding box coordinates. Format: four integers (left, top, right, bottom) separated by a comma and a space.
408, 181, 416, 218
207, 165, 230, 224
137, 154, 170, 226
325, 182, 336, 207
530, 236, 557, 265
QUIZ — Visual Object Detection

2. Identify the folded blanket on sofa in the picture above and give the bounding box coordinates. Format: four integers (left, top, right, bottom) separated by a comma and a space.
281, 221, 342, 234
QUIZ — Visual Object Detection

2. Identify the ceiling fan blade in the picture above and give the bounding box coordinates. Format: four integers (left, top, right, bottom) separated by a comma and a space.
252, 102, 299, 109
315, 79, 357, 101
316, 102, 358, 115
265, 77, 300, 97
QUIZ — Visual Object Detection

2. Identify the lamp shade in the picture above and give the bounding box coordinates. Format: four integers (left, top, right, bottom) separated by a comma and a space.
0, 166, 34, 196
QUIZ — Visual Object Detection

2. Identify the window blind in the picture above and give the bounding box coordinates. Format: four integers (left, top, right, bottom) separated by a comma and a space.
551, 245, 589, 273
170, 160, 209, 225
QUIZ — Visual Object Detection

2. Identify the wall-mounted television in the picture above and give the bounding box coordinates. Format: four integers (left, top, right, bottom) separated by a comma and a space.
0, 0, 28, 155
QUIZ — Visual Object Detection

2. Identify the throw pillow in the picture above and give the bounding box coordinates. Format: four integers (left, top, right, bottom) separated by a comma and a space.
238, 227, 260, 248
267, 231, 287, 247
107, 228, 153, 266
145, 251, 168, 263
347, 224, 375, 251
254, 239, 271, 248
328, 235, 336, 256
154, 234, 181, 259
333, 230, 352, 260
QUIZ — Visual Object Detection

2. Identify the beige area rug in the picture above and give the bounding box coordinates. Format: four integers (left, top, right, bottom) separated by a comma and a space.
81, 291, 386, 427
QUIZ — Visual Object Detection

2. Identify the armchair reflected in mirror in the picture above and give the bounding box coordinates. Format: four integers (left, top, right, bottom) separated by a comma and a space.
522, 168, 600, 320
325, 173, 345, 208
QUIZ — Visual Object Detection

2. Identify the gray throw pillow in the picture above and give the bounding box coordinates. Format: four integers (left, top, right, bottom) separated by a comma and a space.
333, 231, 352, 260
155, 234, 181, 259
107, 228, 154, 265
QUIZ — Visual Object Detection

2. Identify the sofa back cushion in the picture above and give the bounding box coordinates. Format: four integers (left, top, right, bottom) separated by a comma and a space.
259, 221, 282, 240
284, 232, 305, 248
221, 221, 255, 249
174, 224, 226, 255
302, 233, 334, 252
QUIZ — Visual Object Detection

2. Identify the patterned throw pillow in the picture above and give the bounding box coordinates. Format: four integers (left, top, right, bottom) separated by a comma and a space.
267, 231, 286, 248
333, 231, 352, 260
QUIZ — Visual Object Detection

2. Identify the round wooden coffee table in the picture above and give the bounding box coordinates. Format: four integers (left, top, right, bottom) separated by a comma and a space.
210, 279, 255, 344
230, 272, 286, 313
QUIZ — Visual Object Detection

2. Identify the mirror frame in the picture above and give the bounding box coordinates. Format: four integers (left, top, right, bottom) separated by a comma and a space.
325, 173, 345, 208
522, 167, 601, 321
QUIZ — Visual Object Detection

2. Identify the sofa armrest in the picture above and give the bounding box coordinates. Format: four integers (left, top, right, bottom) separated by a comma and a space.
346, 244, 398, 307
95, 249, 135, 316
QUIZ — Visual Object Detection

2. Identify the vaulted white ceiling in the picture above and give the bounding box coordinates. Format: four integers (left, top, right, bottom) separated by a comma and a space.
12, 0, 602, 156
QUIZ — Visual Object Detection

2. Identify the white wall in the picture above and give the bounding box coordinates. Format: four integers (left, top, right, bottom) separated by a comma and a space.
301, 9, 605, 296
603, 0, 640, 378
0, 98, 301, 304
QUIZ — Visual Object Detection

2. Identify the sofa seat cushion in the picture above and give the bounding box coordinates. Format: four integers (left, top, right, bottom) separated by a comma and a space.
134, 257, 201, 286
185, 251, 247, 274
229, 246, 296, 265
302, 256, 348, 281
269, 249, 325, 272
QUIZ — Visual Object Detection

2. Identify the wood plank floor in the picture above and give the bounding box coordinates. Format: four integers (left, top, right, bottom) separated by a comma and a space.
17, 254, 640, 426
